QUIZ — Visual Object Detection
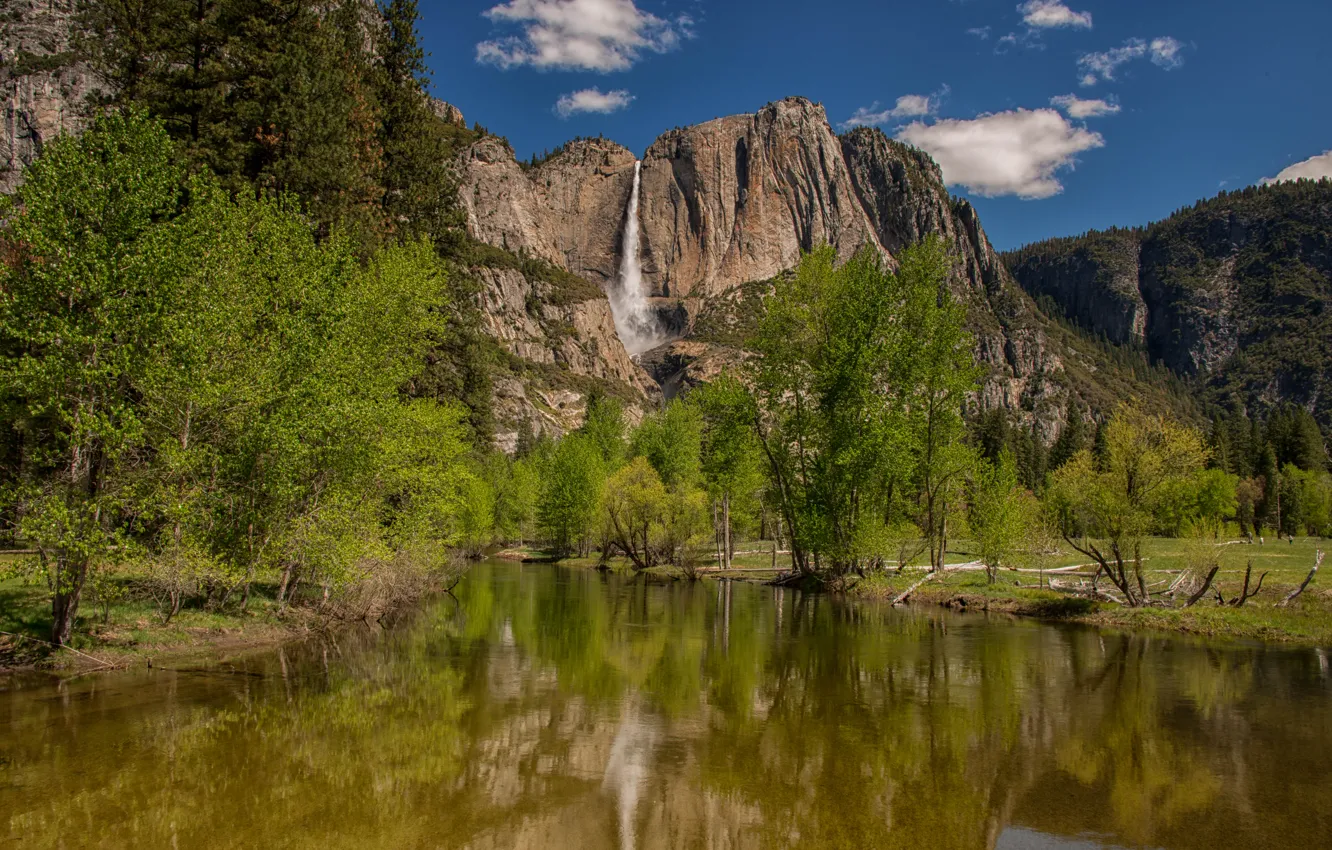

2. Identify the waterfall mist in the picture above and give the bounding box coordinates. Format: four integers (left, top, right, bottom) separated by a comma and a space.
609, 161, 665, 356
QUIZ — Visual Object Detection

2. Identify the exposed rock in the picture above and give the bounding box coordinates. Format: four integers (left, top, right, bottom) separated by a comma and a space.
430, 98, 465, 128
637, 339, 745, 401
638, 98, 884, 299
456, 97, 1103, 438
466, 257, 657, 450
0, 0, 100, 194
456, 135, 638, 288
1007, 230, 1147, 346
474, 265, 655, 397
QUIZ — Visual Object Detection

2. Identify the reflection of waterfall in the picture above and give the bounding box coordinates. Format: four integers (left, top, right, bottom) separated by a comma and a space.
602, 704, 657, 850
609, 161, 664, 356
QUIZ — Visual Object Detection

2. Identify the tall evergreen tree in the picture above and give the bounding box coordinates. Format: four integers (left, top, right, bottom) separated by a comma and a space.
1048, 404, 1087, 472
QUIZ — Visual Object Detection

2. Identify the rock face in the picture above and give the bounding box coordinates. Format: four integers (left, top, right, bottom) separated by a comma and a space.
475, 265, 655, 397
1006, 230, 1147, 346
457, 136, 638, 289
637, 99, 884, 300
0, 0, 99, 194
455, 97, 1110, 438
430, 98, 465, 128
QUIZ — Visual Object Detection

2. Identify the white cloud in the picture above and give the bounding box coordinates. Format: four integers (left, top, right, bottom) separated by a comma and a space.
477, 0, 690, 72
1050, 94, 1121, 119
896, 108, 1104, 199
555, 87, 634, 118
1078, 36, 1186, 85
995, 29, 1045, 53
967, 26, 992, 40
1148, 36, 1184, 68
1262, 151, 1332, 184
1018, 0, 1092, 29
840, 86, 950, 130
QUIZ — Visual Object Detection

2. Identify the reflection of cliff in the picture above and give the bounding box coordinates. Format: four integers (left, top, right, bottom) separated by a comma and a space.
4, 564, 1330, 850
602, 702, 657, 850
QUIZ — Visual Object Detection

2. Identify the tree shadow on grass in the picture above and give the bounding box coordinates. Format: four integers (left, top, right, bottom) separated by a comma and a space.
1021, 596, 1097, 618
0, 583, 55, 667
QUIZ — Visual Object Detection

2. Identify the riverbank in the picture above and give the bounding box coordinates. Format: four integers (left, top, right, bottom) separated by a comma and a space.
0, 576, 323, 673
500, 538, 1332, 646
0, 559, 456, 673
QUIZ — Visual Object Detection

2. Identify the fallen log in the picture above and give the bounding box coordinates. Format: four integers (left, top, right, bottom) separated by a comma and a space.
891, 570, 940, 606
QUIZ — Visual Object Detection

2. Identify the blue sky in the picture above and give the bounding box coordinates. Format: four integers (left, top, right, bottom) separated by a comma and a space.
418, 0, 1331, 250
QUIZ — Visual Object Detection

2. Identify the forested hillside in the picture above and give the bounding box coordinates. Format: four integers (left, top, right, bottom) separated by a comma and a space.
1005, 180, 1332, 432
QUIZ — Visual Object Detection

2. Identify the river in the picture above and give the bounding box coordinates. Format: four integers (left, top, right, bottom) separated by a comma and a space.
3, 561, 1331, 849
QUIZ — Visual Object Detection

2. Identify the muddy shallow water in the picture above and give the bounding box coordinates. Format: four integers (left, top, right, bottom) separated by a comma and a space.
3, 561, 1331, 849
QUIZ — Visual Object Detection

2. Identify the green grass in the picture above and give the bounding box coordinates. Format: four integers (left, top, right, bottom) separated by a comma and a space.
1, 568, 297, 671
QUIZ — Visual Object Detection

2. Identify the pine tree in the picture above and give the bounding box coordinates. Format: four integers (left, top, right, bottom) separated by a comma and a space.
375, 0, 464, 246
1048, 404, 1087, 472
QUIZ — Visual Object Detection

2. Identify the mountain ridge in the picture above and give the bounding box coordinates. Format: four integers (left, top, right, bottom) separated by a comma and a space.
1003, 179, 1332, 429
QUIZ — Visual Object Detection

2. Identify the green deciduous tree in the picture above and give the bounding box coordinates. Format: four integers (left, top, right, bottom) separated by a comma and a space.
692, 375, 763, 569
538, 434, 604, 557
968, 451, 1033, 584
745, 240, 978, 578
0, 113, 187, 644
1047, 405, 1210, 606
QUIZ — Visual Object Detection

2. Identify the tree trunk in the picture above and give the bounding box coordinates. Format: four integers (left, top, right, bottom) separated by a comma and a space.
51, 558, 89, 646
276, 562, 296, 611
723, 494, 732, 570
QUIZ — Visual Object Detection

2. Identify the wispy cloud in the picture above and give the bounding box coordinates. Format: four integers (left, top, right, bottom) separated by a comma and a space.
967, 26, 992, 40
897, 108, 1104, 199
1050, 94, 1121, 119
477, 0, 693, 72
1018, 0, 1092, 29
555, 87, 635, 118
840, 86, 951, 131
1078, 36, 1186, 85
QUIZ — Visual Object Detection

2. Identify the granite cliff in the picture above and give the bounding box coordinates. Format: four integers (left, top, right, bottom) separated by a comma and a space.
1, 0, 99, 194
455, 97, 1134, 441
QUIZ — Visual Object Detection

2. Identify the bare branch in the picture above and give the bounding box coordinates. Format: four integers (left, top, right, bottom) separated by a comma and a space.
1277, 550, 1323, 608
1182, 566, 1220, 608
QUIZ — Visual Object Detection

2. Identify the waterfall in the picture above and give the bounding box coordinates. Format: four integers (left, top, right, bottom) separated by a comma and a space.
609, 161, 663, 356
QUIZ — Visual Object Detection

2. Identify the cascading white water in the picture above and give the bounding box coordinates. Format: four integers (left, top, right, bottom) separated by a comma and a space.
609, 161, 664, 356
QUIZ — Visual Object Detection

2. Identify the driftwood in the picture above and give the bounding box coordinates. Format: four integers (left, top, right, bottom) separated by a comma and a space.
0, 629, 118, 669
891, 570, 939, 606
1182, 566, 1221, 608
1047, 577, 1126, 605
1277, 550, 1324, 608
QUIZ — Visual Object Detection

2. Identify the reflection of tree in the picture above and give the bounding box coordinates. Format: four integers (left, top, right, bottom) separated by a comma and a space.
1054, 639, 1221, 846
6, 563, 1332, 850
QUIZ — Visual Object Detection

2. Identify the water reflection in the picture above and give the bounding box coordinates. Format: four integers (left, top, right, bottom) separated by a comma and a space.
2, 561, 1331, 849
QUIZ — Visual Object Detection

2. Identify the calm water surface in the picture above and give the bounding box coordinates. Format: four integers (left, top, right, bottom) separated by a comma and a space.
3, 561, 1331, 849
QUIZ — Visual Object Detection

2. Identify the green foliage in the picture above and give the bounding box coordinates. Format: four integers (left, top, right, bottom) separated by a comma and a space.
538, 434, 605, 557
1047, 404, 1212, 605
631, 401, 703, 491
968, 451, 1034, 583
581, 393, 627, 467
0, 113, 472, 643
74, 0, 479, 253
743, 239, 979, 576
